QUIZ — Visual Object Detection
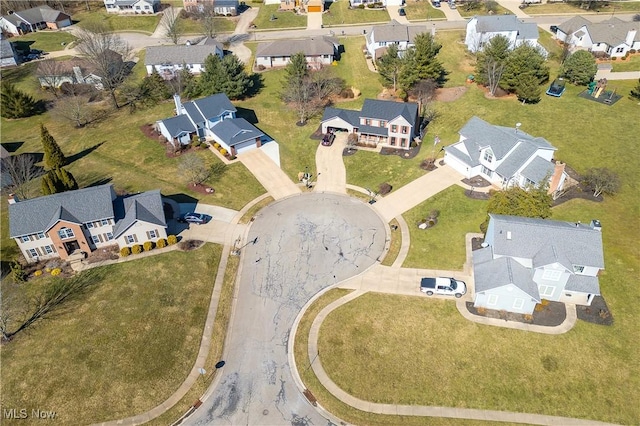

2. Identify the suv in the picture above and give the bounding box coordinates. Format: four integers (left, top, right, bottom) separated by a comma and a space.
431, 0, 441, 6
448, 0, 456, 8
321, 131, 335, 146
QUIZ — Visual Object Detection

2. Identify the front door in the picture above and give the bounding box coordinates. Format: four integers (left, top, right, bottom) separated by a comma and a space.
64, 240, 80, 254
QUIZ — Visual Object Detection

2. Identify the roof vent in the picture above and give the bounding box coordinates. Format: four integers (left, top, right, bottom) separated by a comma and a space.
506, 231, 512, 240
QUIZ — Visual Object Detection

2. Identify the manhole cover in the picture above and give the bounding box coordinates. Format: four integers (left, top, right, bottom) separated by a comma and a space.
263, 409, 269, 415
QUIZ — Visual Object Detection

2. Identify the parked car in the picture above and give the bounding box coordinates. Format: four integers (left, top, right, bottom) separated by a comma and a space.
432, 0, 441, 6
550, 25, 559, 33
322, 131, 335, 146
398, 8, 406, 16
178, 212, 211, 225
420, 277, 467, 298
448, 0, 456, 9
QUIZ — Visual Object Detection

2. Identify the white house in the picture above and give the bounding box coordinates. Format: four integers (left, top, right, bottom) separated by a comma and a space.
36, 57, 107, 90
255, 36, 339, 69
350, 0, 403, 8
443, 117, 567, 195
183, 0, 240, 15
556, 16, 640, 58
365, 20, 423, 60
465, 14, 543, 53
144, 38, 224, 79
103, 0, 160, 14
0, 5, 71, 36
321, 99, 419, 149
8, 185, 167, 263
473, 214, 604, 315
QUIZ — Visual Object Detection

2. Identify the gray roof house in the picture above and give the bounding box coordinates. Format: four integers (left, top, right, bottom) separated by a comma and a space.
8, 184, 167, 263
465, 14, 544, 54
0, 5, 71, 36
556, 16, 640, 58
255, 36, 339, 69
208, 117, 265, 154
145, 39, 224, 79
0, 34, 18, 67
473, 214, 605, 315
443, 116, 568, 195
365, 20, 424, 59
321, 99, 418, 150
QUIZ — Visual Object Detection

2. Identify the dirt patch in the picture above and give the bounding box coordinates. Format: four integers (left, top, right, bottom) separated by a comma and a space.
140, 123, 160, 141
188, 183, 215, 195
479, 85, 515, 100
435, 86, 468, 102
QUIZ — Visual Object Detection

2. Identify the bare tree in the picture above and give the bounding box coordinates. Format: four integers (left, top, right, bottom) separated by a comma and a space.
178, 153, 213, 185
75, 23, 132, 109
408, 78, 438, 112
1, 154, 40, 199
35, 59, 66, 97
198, 5, 217, 38
485, 56, 506, 96
163, 6, 183, 45
53, 94, 94, 128
582, 168, 621, 198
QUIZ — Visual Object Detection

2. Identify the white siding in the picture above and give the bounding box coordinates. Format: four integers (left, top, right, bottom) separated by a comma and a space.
116, 221, 167, 248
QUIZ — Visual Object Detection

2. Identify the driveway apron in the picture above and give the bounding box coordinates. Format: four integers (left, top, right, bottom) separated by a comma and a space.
239, 149, 301, 200
314, 133, 347, 194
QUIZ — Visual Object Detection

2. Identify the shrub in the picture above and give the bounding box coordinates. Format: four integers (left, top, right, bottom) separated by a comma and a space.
611, 57, 617, 61
168, 235, 178, 245
10, 261, 27, 282
357, 3, 365, 8
220, 148, 228, 156
143, 241, 154, 251
340, 88, 354, 98
213, 142, 221, 148
120, 247, 131, 257
631, 49, 637, 54
50, 268, 62, 276
131, 244, 143, 254
34, 270, 43, 276
257, 64, 266, 71
378, 182, 392, 195
156, 238, 167, 248
428, 218, 437, 227
621, 56, 627, 61
429, 209, 440, 219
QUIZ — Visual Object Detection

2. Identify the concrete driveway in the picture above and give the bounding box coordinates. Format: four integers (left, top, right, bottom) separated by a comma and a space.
185, 192, 387, 425
314, 133, 347, 194
387, 6, 409, 24
307, 11, 323, 30
239, 148, 301, 200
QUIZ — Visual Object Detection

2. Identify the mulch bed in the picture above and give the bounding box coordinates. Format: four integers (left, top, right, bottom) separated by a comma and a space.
343, 148, 357, 156
466, 300, 567, 327
188, 183, 215, 195
576, 296, 614, 326
85, 245, 120, 264
380, 142, 421, 160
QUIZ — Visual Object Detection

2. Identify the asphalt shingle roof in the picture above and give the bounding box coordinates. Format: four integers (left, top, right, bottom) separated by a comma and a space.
256, 36, 337, 57
473, 253, 541, 299
9, 184, 115, 237
474, 14, 539, 40
112, 190, 166, 238
321, 107, 360, 126
160, 114, 196, 138
209, 118, 264, 147
370, 19, 423, 44
145, 44, 222, 66
189, 93, 236, 120
11, 5, 69, 25
360, 99, 418, 124
519, 155, 555, 186
559, 16, 640, 47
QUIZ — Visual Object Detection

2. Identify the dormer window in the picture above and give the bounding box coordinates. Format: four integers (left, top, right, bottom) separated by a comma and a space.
483, 150, 494, 163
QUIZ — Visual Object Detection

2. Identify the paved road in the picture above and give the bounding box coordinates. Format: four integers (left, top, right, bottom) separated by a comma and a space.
185, 193, 387, 426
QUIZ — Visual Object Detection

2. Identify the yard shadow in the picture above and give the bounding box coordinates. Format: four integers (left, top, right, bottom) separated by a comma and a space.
66, 142, 104, 165
235, 107, 259, 124
85, 177, 113, 188
244, 73, 264, 98
164, 193, 199, 205
1, 142, 25, 153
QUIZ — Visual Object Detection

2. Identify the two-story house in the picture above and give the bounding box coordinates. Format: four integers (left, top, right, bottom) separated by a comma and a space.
103, 0, 159, 14
555, 16, 640, 58
350, 0, 403, 9
365, 20, 423, 60
465, 15, 544, 54
144, 38, 224, 79
321, 99, 419, 149
473, 214, 605, 315
443, 116, 567, 195
8, 185, 167, 263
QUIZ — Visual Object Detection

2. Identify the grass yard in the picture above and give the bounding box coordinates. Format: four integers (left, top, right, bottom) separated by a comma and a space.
611, 54, 640, 72
403, 0, 446, 21
343, 150, 427, 193
323, 1, 390, 26
252, 5, 306, 29
1, 247, 221, 424
11, 31, 77, 52
524, 1, 640, 15
178, 16, 237, 35
380, 218, 402, 266
402, 186, 487, 269
456, 3, 511, 18
74, 9, 161, 33
435, 30, 475, 87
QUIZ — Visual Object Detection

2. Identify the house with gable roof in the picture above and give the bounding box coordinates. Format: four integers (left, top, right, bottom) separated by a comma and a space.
103, 0, 160, 14
320, 99, 418, 149
255, 36, 339, 70
8, 184, 167, 263
473, 214, 605, 314
144, 38, 224, 79
0, 5, 71, 36
443, 116, 568, 195
465, 14, 544, 54
0, 34, 18, 67
555, 16, 640, 58
365, 20, 424, 60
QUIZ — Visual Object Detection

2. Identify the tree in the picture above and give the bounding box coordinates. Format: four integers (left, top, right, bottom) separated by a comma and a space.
515, 73, 542, 104
582, 168, 621, 197
75, 23, 131, 109
41, 125, 66, 169
631, 78, 640, 101
398, 33, 447, 90
170, 65, 196, 97
475, 35, 510, 90
1, 154, 40, 199
140, 68, 171, 104
501, 44, 549, 93
54, 94, 95, 127
560, 50, 597, 85
197, 5, 217, 38
178, 153, 214, 185
284, 52, 308, 88
408, 78, 438, 115
41, 167, 78, 195
35, 59, 66, 97
486, 185, 552, 220
0, 82, 39, 119
376, 43, 403, 91
219, 54, 253, 100
163, 6, 183, 45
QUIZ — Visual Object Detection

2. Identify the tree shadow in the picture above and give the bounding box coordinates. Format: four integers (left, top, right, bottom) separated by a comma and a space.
244, 73, 264, 98
85, 177, 113, 188
235, 107, 259, 124
66, 142, 105, 165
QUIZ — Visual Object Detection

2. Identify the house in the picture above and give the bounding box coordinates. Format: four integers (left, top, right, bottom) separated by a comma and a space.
7, 185, 167, 263
183, 0, 240, 15
555, 16, 640, 58
156, 93, 266, 155
321, 99, 419, 149
36, 57, 107, 90
473, 214, 605, 315
0, 5, 71, 36
365, 20, 423, 60
255, 36, 339, 69
443, 117, 567, 195
145, 38, 224, 79
465, 15, 544, 54
103, 0, 160, 14
351, 0, 403, 8
0, 34, 18, 67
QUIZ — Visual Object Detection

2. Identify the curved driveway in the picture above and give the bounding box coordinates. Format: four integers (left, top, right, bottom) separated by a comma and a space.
185, 193, 387, 425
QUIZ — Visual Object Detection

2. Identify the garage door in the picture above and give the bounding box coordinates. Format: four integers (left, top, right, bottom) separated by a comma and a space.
235, 141, 256, 154
308, 5, 321, 12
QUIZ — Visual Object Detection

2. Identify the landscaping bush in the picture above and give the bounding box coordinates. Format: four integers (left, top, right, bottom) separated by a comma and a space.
131, 244, 143, 254
378, 182, 393, 195
50, 268, 61, 276
156, 238, 167, 248
429, 209, 440, 219
167, 235, 178, 245
34, 270, 43, 277
257, 64, 266, 71
220, 148, 228, 156
213, 142, 221, 148
631, 49, 637, 54
340, 88, 355, 98
120, 247, 131, 257
11, 260, 27, 282
143, 241, 154, 251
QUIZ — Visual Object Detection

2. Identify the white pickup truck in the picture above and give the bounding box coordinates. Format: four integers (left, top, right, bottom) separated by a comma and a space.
420, 277, 467, 298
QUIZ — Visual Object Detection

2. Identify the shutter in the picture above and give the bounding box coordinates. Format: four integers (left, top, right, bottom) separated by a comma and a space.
133, 234, 138, 243
29, 235, 34, 241
26, 250, 33, 258
146, 231, 150, 239
36, 247, 42, 256
98, 234, 104, 242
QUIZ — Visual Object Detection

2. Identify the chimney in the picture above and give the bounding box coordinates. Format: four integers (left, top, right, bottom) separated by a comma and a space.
173, 93, 182, 115
8, 193, 18, 204
590, 219, 602, 231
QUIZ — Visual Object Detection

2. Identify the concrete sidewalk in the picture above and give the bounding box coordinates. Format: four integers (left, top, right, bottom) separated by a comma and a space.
239, 148, 301, 200
314, 134, 347, 194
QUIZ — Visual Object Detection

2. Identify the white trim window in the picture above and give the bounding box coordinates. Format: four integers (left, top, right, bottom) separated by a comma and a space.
101, 219, 110, 226
149, 230, 158, 239
86, 222, 94, 229
125, 235, 136, 244
539, 285, 555, 297
21, 235, 30, 243
483, 150, 494, 163
91, 235, 101, 244
573, 265, 585, 273
513, 298, 525, 310
487, 294, 498, 306
44, 245, 54, 254
542, 269, 562, 281
58, 227, 74, 239
37, 232, 45, 239
106, 232, 114, 241
28, 248, 38, 258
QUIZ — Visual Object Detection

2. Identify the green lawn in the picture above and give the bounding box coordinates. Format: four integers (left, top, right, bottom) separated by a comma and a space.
252, 5, 306, 29
524, 1, 640, 15
435, 30, 476, 86
611, 54, 640, 72
403, 1, 446, 21
456, 3, 511, 18
1, 247, 221, 424
11, 31, 77, 52
323, 1, 390, 26
178, 16, 237, 35
74, 9, 161, 33
344, 150, 427, 193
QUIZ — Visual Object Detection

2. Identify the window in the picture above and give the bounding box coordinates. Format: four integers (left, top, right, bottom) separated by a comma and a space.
125, 235, 136, 244
149, 230, 158, 239
483, 150, 493, 163
28, 248, 38, 258
481, 165, 493, 178
21, 235, 30, 243
44, 245, 54, 254
573, 265, 585, 273
37, 232, 45, 239
91, 235, 100, 244
513, 298, 524, 310
106, 232, 114, 241
391, 125, 398, 133
616, 47, 624, 53
400, 138, 406, 147
539, 285, 555, 297
401, 126, 408, 134
487, 294, 498, 305
379, 120, 386, 127
101, 219, 110, 226
58, 228, 74, 239
542, 269, 562, 281
365, 119, 371, 125
390, 137, 396, 146
86, 222, 94, 229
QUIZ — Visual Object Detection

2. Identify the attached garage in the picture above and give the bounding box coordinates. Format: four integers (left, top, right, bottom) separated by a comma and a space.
209, 117, 265, 156
306, 0, 323, 12
320, 107, 360, 134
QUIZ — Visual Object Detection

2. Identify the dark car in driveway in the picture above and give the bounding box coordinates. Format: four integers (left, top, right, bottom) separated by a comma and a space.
178, 212, 211, 225
321, 131, 335, 146
398, 8, 406, 15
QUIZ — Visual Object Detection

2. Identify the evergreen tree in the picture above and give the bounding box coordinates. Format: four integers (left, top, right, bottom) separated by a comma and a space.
398, 33, 447, 90
284, 52, 308, 88
140, 68, 171, 105
501, 44, 549, 92
376, 43, 403, 91
176, 65, 196, 97
219, 54, 253, 100
41, 167, 78, 195
41, 125, 66, 169
560, 50, 597, 85
197, 53, 225, 96
515, 73, 542, 104
631, 78, 640, 101
474, 35, 511, 85
486, 185, 552, 220
0, 82, 39, 119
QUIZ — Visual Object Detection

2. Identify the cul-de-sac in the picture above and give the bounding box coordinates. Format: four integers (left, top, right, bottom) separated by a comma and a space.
1, 0, 639, 424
